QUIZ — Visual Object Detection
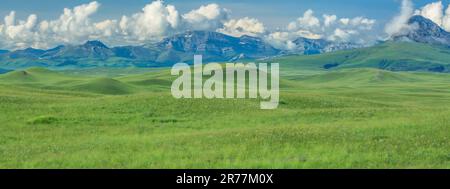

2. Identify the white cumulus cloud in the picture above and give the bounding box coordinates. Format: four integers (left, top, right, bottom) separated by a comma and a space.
0, 1, 102, 49
417, 1, 444, 26
444, 5, 450, 31
118, 0, 181, 42
44, 1, 101, 43
0, 0, 236, 49
266, 9, 376, 50
264, 31, 297, 50
328, 28, 358, 41
0, 0, 379, 50
385, 0, 450, 37
385, 0, 415, 37
323, 14, 337, 27
415, 1, 450, 32
182, 4, 229, 31
287, 9, 321, 31
217, 17, 265, 37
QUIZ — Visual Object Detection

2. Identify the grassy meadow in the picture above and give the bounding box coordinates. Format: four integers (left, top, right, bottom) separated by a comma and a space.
0, 63, 449, 168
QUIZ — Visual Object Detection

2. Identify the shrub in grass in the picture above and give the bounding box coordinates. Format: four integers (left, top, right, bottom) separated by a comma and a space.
27, 116, 58, 125
151, 117, 179, 123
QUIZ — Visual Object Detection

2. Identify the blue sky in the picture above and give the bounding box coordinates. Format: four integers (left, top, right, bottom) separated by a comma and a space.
1, 0, 448, 29
0, 0, 450, 49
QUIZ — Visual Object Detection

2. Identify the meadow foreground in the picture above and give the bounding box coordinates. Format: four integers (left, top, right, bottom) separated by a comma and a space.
0, 68, 449, 168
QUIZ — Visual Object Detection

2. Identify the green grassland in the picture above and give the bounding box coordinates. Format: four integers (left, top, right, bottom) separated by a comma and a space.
0, 62, 449, 168
271, 42, 450, 73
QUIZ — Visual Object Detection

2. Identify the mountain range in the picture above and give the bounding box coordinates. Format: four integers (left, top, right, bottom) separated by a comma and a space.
0, 30, 362, 69
393, 15, 450, 46
291, 38, 365, 55
268, 15, 450, 73
0, 15, 450, 71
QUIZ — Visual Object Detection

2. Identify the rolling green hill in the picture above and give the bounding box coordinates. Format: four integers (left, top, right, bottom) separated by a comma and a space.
0, 68, 136, 95
287, 68, 450, 86
0, 67, 73, 83
69, 78, 134, 95
3, 66, 450, 96
272, 42, 450, 73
